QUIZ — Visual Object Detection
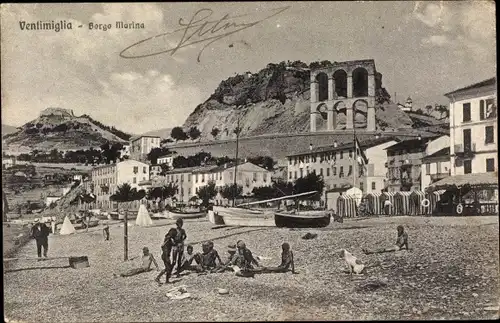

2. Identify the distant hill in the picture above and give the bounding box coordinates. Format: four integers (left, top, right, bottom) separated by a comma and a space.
3, 108, 131, 153
2, 124, 18, 137
181, 60, 442, 141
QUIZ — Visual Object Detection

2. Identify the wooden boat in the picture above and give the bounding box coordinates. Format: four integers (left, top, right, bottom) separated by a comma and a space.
151, 211, 169, 219
274, 210, 331, 228
212, 206, 275, 227
169, 209, 206, 220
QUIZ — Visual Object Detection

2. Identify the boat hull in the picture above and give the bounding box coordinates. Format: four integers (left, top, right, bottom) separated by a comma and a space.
169, 210, 206, 220
274, 211, 331, 228
213, 206, 275, 227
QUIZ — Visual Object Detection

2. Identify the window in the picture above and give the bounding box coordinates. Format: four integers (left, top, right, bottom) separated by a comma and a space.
143, 177, 146, 181
464, 159, 472, 174
360, 182, 364, 192
463, 103, 471, 122
371, 182, 376, 190
181, 174, 184, 182
349, 150, 353, 158
485, 126, 494, 144
348, 165, 352, 175
333, 167, 337, 176
299, 168, 303, 177
195, 174, 199, 183
133, 177, 137, 184
289, 158, 292, 165
253, 172, 257, 181
187, 174, 191, 182
143, 167, 147, 174
340, 151, 343, 159
219, 172, 222, 180
294, 171, 297, 179
133, 166, 138, 174
202, 174, 205, 183
425, 163, 430, 175
339, 166, 344, 177
263, 173, 267, 182
326, 168, 330, 176
485, 98, 497, 119
486, 158, 495, 172
480, 100, 485, 120
320, 168, 323, 176
289, 172, 292, 180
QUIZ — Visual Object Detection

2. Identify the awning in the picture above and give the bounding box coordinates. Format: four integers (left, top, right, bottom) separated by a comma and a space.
428, 172, 498, 191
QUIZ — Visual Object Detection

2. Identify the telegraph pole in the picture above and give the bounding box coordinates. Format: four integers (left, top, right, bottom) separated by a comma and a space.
232, 111, 241, 207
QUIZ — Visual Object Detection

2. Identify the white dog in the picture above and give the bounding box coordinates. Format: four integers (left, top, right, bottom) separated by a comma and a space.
338, 249, 365, 278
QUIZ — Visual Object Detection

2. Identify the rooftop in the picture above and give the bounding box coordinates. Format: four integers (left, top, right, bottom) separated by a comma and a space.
444, 77, 496, 98
129, 135, 161, 142
422, 147, 450, 162
385, 136, 440, 151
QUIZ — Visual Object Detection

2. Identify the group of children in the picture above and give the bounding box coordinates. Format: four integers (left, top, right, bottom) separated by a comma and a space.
117, 217, 296, 283
117, 217, 409, 283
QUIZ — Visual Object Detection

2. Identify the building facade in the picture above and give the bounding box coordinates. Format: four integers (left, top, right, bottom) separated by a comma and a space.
385, 135, 449, 192
445, 78, 497, 175
129, 136, 161, 161
286, 138, 394, 194
90, 159, 150, 208
153, 162, 273, 204
157, 154, 175, 168
421, 147, 451, 190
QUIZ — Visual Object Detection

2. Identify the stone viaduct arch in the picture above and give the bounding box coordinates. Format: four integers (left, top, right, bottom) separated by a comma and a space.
310, 60, 377, 132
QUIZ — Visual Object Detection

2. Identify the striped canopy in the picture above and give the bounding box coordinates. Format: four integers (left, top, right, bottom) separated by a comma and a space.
394, 191, 412, 215
337, 194, 358, 218
426, 190, 446, 215
381, 192, 397, 216
364, 192, 383, 216
409, 190, 426, 215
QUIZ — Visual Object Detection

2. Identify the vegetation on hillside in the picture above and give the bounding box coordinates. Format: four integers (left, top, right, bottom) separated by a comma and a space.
81, 114, 131, 141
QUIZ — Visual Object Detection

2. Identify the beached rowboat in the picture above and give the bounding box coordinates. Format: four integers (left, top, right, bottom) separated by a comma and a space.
274, 210, 331, 228
168, 209, 206, 220
212, 206, 275, 227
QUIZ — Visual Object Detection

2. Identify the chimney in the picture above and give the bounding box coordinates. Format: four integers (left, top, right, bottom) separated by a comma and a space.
309, 143, 313, 151
333, 140, 338, 148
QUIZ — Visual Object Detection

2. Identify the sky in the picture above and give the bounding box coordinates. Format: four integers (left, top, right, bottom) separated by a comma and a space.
1, 1, 496, 134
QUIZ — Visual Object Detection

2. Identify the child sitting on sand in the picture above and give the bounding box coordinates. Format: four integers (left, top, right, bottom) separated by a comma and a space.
363, 225, 409, 254
259, 242, 296, 274
116, 247, 159, 277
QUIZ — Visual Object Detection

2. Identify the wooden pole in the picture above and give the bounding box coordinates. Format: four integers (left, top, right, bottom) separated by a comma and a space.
233, 114, 240, 207
124, 204, 128, 261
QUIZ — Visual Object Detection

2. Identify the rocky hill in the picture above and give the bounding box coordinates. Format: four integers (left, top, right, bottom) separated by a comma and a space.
182, 61, 427, 141
3, 108, 130, 152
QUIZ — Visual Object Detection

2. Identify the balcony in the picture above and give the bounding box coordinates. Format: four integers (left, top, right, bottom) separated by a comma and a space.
455, 143, 476, 158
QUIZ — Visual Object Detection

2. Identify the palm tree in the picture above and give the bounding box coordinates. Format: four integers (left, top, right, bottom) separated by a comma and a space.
110, 183, 146, 261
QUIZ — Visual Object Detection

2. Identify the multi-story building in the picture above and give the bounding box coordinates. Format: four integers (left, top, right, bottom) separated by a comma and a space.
155, 162, 273, 203
129, 135, 161, 161
421, 147, 451, 190
385, 135, 449, 192
90, 159, 150, 208
445, 77, 497, 175
286, 137, 396, 194
157, 153, 175, 168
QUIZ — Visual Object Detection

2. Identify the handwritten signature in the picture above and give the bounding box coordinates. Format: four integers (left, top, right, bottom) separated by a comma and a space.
120, 6, 290, 62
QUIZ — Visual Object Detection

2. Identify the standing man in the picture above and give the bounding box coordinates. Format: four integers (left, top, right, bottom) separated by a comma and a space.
30, 219, 51, 260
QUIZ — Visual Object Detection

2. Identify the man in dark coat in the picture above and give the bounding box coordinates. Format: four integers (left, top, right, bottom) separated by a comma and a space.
30, 219, 51, 259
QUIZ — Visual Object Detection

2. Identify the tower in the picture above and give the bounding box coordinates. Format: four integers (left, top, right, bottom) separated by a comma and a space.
310, 59, 378, 132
